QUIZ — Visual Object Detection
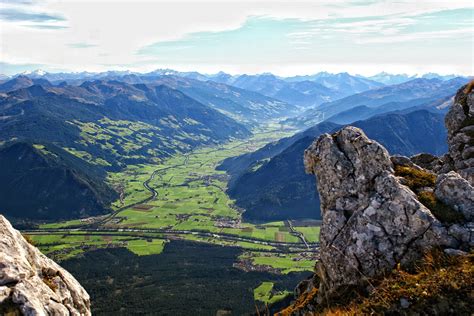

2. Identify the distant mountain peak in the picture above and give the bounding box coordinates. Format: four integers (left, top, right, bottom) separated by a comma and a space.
21, 69, 47, 77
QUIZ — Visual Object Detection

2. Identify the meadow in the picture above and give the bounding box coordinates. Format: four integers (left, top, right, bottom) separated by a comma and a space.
101, 129, 319, 247
254, 281, 292, 305
31, 125, 321, 306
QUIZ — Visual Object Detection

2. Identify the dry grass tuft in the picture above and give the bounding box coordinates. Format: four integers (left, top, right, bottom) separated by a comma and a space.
276, 251, 473, 315
22, 234, 36, 246
277, 287, 318, 316
42, 275, 58, 292
394, 165, 436, 190
324, 250, 473, 316
394, 165, 465, 224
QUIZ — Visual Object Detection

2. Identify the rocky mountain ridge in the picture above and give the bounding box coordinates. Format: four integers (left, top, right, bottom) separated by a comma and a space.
281, 82, 473, 314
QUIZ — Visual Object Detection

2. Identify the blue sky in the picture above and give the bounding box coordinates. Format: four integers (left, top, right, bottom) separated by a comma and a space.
0, 0, 473, 76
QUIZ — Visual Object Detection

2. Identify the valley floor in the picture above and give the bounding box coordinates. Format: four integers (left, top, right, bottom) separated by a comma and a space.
24, 123, 321, 311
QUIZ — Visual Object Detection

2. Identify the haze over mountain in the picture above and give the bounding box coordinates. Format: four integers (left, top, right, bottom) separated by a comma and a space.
209, 73, 340, 108
286, 77, 467, 128
0, 75, 53, 93
3, 69, 465, 113
1, 73, 298, 125
326, 94, 454, 125
149, 75, 297, 124
284, 72, 384, 93
366, 72, 459, 85
207, 72, 384, 108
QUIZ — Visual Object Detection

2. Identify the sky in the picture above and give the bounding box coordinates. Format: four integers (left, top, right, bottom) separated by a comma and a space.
0, 0, 473, 76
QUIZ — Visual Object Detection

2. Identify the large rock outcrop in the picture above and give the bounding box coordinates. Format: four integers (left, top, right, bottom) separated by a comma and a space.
444, 84, 474, 185
0, 215, 91, 315
304, 127, 456, 301
301, 82, 474, 305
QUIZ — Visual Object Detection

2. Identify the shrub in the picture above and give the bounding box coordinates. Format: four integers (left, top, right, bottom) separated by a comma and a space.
277, 286, 318, 316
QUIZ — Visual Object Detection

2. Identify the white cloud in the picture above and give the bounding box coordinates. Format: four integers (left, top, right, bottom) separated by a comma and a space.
0, 0, 473, 75
356, 28, 473, 44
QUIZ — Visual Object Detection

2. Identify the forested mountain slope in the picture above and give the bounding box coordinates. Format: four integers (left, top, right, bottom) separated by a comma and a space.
0, 142, 117, 220
0, 80, 249, 170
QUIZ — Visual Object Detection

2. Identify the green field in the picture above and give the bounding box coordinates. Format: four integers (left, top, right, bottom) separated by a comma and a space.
293, 226, 321, 243
104, 135, 311, 244
254, 282, 292, 305
178, 233, 276, 251
126, 239, 166, 256
241, 251, 317, 274
28, 233, 135, 261
34, 126, 320, 274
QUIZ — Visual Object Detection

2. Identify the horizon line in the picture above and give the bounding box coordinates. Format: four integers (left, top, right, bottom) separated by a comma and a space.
3, 67, 472, 79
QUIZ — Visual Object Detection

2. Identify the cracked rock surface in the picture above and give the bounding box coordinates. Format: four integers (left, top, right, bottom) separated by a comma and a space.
444, 85, 474, 185
435, 171, 474, 222
0, 215, 91, 316
304, 127, 455, 301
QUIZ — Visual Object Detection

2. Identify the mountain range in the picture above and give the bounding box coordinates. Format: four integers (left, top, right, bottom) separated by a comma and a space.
0, 79, 250, 170
0, 74, 297, 126
0, 69, 468, 222
207, 72, 384, 108
325, 94, 454, 125
366, 72, 459, 85
0, 77, 257, 220
2, 69, 464, 109
4, 69, 460, 85
286, 77, 466, 127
